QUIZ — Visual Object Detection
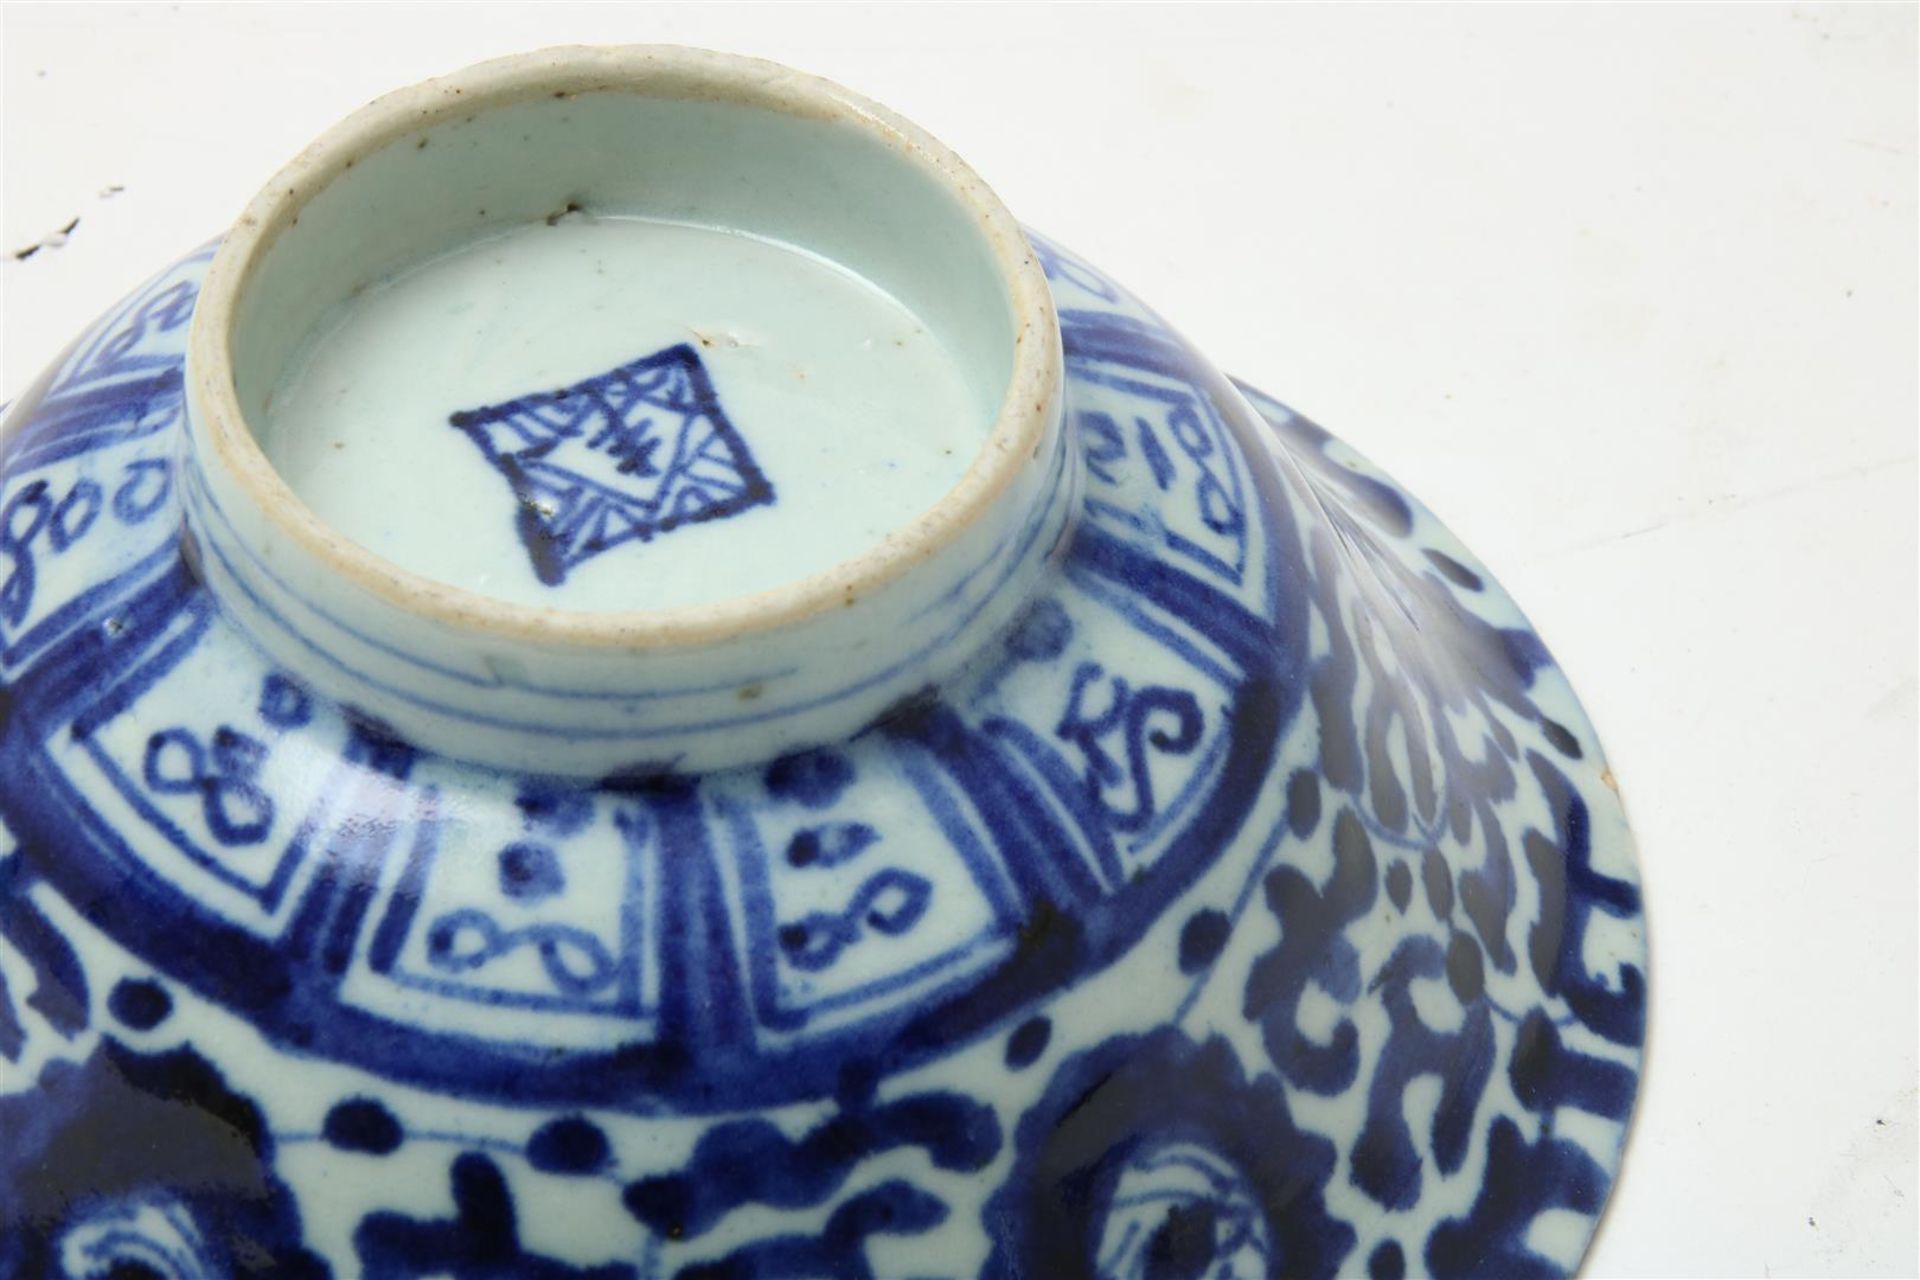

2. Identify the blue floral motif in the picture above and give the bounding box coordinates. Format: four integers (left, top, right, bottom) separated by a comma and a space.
1230, 383, 1649, 1272
0, 1037, 328, 1279
982, 1028, 1353, 1279
1425, 1118, 1616, 1280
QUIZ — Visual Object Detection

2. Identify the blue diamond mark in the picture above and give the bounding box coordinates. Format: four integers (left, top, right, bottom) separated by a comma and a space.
449, 343, 774, 586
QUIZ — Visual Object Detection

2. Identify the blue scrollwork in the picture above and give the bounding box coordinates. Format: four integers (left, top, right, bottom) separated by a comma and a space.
75, 280, 197, 385
1, 481, 57, 627
776, 868, 934, 973
424, 908, 620, 999
622, 1089, 999, 1243
674, 1181, 949, 1280
113, 457, 174, 524
1, 459, 175, 640
1054, 661, 1204, 833
355, 1152, 633, 1280
0, 234, 1643, 1280
140, 725, 274, 847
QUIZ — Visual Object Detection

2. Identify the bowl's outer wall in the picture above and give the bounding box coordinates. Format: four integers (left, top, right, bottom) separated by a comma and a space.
0, 234, 1645, 1278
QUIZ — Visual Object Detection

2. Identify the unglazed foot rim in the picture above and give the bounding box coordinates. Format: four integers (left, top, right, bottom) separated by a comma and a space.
189, 44, 1062, 649
174, 46, 1073, 776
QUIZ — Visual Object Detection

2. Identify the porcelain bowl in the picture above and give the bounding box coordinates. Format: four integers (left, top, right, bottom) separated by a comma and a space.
0, 45, 1646, 1280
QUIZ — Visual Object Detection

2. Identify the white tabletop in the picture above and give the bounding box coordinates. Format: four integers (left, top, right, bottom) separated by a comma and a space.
4, 4, 1915, 1275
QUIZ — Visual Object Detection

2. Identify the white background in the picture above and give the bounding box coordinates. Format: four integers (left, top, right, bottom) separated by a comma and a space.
3, 4, 1915, 1275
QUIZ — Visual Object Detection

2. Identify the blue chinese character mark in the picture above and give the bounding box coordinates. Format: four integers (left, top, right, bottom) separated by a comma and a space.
449, 344, 774, 587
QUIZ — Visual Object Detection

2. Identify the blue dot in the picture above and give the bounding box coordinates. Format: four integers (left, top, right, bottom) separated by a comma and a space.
1423, 849, 1455, 919
515, 780, 594, 835
1446, 932, 1485, 1003
1369, 1241, 1406, 1280
1177, 909, 1230, 974
1385, 861, 1413, 912
786, 829, 823, 867
1540, 715, 1583, 760
498, 842, 564, 901
1006, 598, 1071, 662
257, 673, 313, 729
786, 822, 878, 869
764, 749, 854, 809
528, 1115, 610, 1175
1286, 769, 1321, 838
108, 978, 172, 1031
1424, 549, 1484, 591
1005, 1016, 1051, 1069
324, 1097, 403, 1155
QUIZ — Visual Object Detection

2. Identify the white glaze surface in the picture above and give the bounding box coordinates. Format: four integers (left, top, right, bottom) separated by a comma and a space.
261, 216, 982, 610
4, 11, 1915, 1277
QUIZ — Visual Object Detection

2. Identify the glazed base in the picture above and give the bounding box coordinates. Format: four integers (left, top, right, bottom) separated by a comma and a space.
260, 217, 984, 611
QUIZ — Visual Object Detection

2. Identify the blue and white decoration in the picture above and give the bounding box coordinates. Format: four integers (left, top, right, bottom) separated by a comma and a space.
448, 343, 775, 587
0, 233, 1646, 1278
